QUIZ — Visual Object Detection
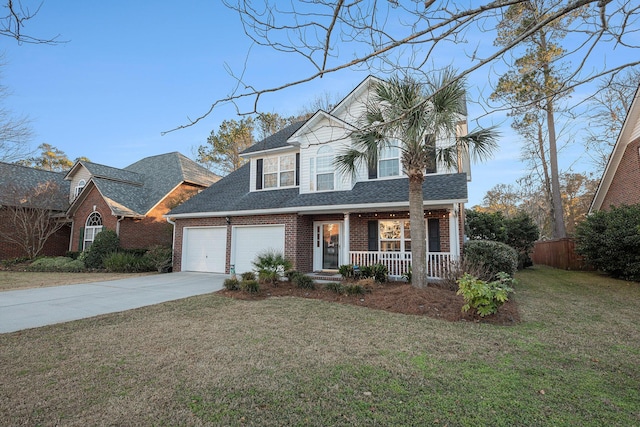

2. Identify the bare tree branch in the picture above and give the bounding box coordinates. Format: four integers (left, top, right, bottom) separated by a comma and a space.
1, 0, 64, 44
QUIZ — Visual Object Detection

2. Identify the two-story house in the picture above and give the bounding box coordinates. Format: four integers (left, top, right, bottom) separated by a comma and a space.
166, 76, 471, 280
65, 152, 220, 252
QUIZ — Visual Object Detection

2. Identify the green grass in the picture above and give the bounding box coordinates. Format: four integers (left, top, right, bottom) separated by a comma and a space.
1, 266, 639, 426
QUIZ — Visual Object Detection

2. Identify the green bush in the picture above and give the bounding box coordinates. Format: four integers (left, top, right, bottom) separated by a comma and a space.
27, 257, 85, 272
103, 252, 145, 272
65, 251, 81, 260
83, 229, 120, 269
241, 279, 260, 293
324, 282, 344, 294
575, 204, 640, 281
370, 263, 388, 283
402, 266, 412, 284
252, 250, 293, 285
240, 271, 256, 281
224, 277, 240, 291
338, 264, 355, 279
456, 272, 515, 317
343, 284, 365, 296
142, 245, 173, 273
292, 273, 315, 289
463, 240, 518, 280
465, 210, 539, 269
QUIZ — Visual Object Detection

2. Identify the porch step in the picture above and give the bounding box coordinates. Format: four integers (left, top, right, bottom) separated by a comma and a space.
307, 272, 343, 282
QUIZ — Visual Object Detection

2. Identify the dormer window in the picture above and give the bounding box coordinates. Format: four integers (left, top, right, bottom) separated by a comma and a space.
255, 153, 299, 190
74, 179, 86, 199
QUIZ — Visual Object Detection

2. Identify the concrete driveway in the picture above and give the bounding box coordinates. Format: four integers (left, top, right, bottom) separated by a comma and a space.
0, 272, 227, 334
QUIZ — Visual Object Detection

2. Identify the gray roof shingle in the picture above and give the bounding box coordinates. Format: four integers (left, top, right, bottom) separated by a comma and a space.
241, 121, 306, 155
77, 152, 219, 217
0, 162, 70, 211
168, 162, 467, 216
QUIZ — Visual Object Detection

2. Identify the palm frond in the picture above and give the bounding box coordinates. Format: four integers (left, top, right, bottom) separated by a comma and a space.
459, 126, 501, 163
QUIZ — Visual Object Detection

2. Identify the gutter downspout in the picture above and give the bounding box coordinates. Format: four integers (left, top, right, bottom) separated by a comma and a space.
166, 217, 176, 269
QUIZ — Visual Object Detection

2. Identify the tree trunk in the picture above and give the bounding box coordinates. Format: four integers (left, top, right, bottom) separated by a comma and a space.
409, 173, 427, 288
540, 31, 567, 239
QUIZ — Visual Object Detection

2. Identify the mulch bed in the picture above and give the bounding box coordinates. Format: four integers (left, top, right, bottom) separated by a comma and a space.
217, 280, 520, 325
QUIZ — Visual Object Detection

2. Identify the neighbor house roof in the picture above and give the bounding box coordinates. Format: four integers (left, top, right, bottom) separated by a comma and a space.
167, 162, 467, 218
0, 162, 70, 211
68, 152, 219, 217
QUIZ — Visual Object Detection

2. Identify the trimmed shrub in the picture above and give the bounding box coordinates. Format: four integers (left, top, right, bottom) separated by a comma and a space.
343, 284, 366, 296
83, 230, 120, 269
27, 257, 85, 272
142, 245, 173, 273
575, 204, 640, 281
103, 252, 144, 272
223, 277, 240, 291
293, 273, 315, 289
65, 251, 81, 260
240, 271, 256, 281
324, 282, 344, 294
463, 240, 518, 280
338, 264, 355, 280
241, 279, 260, 293
456, 272, 515, 317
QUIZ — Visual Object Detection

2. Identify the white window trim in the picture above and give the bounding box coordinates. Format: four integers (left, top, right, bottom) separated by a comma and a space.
378, 141, 401, 179
311, 146, 335, 192
83, 211, 103, 251
262, 154, 297, 190
74, 179, 86, 199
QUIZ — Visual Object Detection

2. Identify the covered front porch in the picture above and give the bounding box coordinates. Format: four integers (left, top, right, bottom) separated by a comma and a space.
310, 205, 463, 281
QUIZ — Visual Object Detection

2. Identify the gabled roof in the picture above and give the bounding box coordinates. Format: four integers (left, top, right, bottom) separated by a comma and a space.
0, 162, 70, 211
167, 162, 467, 218
241, 121, 306, 156
68, 152, 219, 217
289, 110, 357, 143
65, 160, 142, 184
329, 75, 383, 117
589, 83, 640, 213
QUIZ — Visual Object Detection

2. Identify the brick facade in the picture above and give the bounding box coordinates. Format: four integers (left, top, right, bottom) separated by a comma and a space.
600, 137, 640, 210
0, 208, 71, 260
70, 183, 203, 252
173, 208, 456, 274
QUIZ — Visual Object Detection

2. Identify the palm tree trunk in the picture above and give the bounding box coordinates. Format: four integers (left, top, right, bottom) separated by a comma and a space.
409, 173, 427, 288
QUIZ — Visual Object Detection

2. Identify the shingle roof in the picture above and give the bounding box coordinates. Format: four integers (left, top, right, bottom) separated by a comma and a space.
80, 161, 142, 184
241, 121, 306, 155
0, 162, 70, 211
72, 152, 219, 217
168, 162, 467, 217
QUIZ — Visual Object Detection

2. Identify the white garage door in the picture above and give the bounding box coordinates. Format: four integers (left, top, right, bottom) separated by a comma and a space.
182, 227, 227, 273
232, 225, 285, 274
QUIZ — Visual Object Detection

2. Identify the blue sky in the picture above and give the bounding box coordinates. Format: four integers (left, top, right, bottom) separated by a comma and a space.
1, 1, 622, 206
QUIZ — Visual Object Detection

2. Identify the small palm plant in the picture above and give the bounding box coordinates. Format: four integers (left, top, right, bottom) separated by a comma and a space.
252, 250, 293, 286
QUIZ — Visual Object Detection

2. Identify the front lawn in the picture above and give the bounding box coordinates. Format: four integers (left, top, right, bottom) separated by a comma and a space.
0, 271, 156, 291
1, 266, 638, 425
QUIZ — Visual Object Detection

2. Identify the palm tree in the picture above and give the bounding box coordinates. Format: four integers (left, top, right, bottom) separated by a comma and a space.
336, 70, 499, 288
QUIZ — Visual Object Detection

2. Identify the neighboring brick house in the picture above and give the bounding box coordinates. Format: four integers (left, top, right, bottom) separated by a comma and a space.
590, 84, 640, 212
0, 162, 71, 260
166, 76, 471, 280
65, 152, 220, 251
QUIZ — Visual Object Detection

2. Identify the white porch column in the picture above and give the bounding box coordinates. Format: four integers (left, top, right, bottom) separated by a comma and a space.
343, 212, 350, 265
449, 205, 460, 259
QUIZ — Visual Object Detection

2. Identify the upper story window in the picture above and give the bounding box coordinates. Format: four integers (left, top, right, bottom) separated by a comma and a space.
74, 179, 86, 199
83, 211, 103, 250
378, 141, 401, 178
256, 153, 299, 190
310, 146, 334, 191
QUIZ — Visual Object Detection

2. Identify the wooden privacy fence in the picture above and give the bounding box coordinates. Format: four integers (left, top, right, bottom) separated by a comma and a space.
531, 238, 592, 270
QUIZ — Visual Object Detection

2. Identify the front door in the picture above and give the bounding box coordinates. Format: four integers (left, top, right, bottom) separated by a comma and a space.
314, 222, 341, 270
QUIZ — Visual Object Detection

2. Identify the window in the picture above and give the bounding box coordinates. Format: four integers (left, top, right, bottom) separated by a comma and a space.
261, 154, 297, 189
83, 211, 103, 250
379, 220, 411, 252
74, 179, 86, 199
312, 146, 334, 191
377, 218, 441, 253
378, 141, 400, 178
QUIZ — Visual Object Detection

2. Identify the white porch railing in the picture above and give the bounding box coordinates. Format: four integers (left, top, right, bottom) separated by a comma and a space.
349, 251, 456, 280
